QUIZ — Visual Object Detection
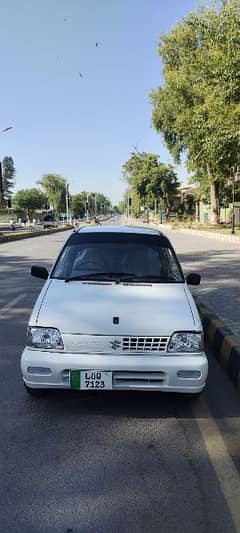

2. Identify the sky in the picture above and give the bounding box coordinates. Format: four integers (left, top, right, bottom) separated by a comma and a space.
0, 0, 200, 205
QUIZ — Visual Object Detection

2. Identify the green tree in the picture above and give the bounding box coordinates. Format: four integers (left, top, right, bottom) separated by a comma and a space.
178, 194, 196, 219
38, 174, 67, 214
71, 191, 112, 218
71, 194, 86, 218
150, 0, 240, 223
0, 156, 16, 207
93, 192, 111, 215
146, 163, 180, 217
113, 204, 121, 214
122, 152, 179, 217
13, 189, 47, 219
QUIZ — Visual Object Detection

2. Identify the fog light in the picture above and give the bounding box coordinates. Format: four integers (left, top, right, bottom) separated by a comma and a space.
177, 370, 201, 379
27, 366, 52, 375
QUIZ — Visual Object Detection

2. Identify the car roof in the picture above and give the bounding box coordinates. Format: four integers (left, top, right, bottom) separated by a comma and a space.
77, 225, 162, 236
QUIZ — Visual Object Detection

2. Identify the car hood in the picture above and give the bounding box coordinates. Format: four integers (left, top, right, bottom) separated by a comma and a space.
31, 279, 201, 336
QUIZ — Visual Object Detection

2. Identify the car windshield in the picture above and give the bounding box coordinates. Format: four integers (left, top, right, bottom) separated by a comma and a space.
51, 232, 184, 283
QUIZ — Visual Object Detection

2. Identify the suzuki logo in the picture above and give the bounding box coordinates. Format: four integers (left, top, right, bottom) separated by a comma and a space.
110, 340, 121, 350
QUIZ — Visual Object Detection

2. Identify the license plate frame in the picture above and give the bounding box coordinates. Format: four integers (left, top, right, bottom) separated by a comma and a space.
70, 370, 113, 390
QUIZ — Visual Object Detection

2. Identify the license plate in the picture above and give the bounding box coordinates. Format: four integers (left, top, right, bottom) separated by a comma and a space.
70, 370, 112, 390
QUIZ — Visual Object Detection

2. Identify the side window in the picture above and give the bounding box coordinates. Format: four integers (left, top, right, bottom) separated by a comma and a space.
52, 245, 80, 278
52, 247, 69, 277
162, 248, 181, 281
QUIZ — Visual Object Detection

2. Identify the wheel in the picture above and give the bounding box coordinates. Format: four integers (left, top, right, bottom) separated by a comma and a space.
24, 383, 48, 397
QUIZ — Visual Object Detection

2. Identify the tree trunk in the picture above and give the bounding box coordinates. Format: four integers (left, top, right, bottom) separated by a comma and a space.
207, 164, 219, 224
0, 193, 4, 208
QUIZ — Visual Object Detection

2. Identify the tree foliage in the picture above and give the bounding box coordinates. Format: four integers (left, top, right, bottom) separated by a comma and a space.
178, 194, 196, 218
150, 0, 240, 222
0, 156, 16, 207
122, 152, 179, 217
38, 174, 67, 213
2, 156, 15, 198
71, 191, 111, 218
13, 189, 47, 217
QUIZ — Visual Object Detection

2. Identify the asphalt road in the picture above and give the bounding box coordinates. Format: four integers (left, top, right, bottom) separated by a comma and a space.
1, 221, 240, 533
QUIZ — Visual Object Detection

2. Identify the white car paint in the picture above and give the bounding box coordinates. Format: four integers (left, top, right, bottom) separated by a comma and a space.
32, 280, 201, 336
21, 225, 208, 394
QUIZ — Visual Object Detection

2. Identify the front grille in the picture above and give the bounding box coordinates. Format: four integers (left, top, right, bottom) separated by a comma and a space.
63, 334, 169, 354
122, 337, 168, 352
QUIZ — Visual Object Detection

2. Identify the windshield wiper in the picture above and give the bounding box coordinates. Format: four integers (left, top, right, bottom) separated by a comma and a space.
65, 272, 136, 283
119, 275, 182, 283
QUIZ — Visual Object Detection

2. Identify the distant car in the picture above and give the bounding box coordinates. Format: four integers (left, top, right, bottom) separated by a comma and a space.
21, 225, 208, 397
42, 215, 58, 229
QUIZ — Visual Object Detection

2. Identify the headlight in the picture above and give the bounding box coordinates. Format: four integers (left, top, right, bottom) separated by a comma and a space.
168, 332, 203, 353
27, 327, 64, 350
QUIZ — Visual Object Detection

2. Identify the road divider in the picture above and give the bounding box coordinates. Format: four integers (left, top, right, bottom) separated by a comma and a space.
0, 226, 73, 245
196, 299, 240, 392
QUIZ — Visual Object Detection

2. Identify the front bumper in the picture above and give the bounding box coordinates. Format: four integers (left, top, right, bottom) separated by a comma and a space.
21, 348, 208, 393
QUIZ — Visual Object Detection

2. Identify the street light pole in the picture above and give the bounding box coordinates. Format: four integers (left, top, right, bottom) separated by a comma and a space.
232, 178, 235, 234
228, 166, 240, 234
66, 184, 69, 224
86, 193, 89, 221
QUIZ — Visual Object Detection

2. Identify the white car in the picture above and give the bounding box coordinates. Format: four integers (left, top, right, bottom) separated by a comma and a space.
42, 215, 58, 229
21, 226, 208, 397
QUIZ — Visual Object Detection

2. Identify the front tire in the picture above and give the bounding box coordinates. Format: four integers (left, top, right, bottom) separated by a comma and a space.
24, 383, 48, 397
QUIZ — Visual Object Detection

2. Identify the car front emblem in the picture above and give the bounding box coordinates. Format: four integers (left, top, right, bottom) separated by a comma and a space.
110, 340, 121, 350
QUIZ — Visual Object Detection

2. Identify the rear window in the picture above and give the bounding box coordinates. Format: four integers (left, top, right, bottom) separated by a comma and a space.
51, 232, 184, 283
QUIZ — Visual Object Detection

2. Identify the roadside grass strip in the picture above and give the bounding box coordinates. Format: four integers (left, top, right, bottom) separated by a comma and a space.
197, 299, 240, 392
0, 226, 73, 244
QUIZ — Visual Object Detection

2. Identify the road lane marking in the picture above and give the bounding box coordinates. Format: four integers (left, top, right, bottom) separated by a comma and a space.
0, 294, 27, 316
193, 398, 240, 531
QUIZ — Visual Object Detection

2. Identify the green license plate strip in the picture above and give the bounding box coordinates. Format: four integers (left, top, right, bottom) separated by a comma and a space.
70, 370, 81, 389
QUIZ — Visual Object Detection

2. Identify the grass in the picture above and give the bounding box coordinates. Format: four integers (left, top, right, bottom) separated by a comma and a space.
168, 221, 240, 234
0, 225, 73, 243
148, 216, 240, 235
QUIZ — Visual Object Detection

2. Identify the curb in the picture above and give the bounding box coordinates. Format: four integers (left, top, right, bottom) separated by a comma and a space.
155, 223, 240, 243
174, 227, 240, 243
0, 226, 73, 245
196, 299, 240, 391
125, 217, 240, 243
140, 218, 240, 243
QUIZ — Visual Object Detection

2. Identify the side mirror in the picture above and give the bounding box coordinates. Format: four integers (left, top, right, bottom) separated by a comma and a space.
31, 265, 49, 280
186, 273, 201, 286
